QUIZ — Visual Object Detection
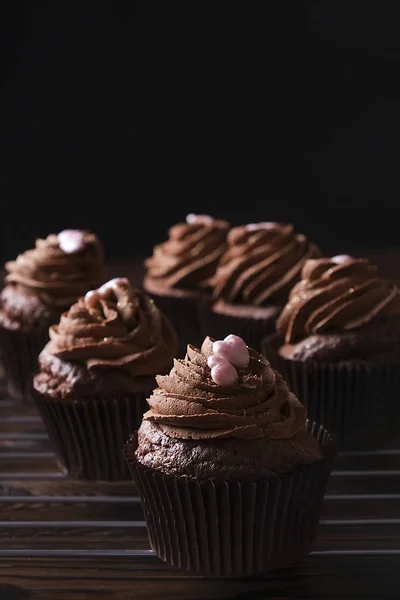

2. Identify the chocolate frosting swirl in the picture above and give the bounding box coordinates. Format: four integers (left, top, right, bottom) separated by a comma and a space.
144, 336, 306, 440
144, 215, 230, 290
4, 231, 105, 309
45, 279, 179, 377
276, 256, 400, 344
210, 223, 321, 306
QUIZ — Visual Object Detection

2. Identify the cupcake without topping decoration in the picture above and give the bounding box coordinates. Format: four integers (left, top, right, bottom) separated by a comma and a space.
199, 222, 321, 352
0, 229, 106, 401
262, 255, 400, 441
143, 214, 230, 355
33, 277, 178, 480
125, 334, 335, 576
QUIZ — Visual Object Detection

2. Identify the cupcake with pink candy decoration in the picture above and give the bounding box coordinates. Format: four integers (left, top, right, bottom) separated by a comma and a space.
199, 221, 321, 353
142, 213, 230, 355
124, 332, 335, 577
0, 229, 106, 402
33, 277, 178, 480
262, 254, 400, 443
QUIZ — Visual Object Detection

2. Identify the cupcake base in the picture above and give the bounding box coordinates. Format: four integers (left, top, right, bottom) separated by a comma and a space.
262, 333, 400, 444
34, 392, 149, 481
0, 326, 49, 403
198, 299, 281, 352
125, 422, 335, 577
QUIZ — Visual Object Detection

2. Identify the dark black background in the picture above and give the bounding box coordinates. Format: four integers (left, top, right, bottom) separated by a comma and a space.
0, 1, 399, 262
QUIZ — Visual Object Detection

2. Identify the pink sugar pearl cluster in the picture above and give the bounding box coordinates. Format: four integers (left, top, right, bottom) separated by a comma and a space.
207, 334, 250, 386
84, 277, 129, 308
331, 254, 353, 264
245, 221, 279, 232
57, 229, 86, 254
186, 213, 214, 225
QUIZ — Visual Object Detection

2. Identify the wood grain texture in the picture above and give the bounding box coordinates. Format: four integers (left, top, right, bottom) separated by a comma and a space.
1, 556, 400, 599
1, 254, 400, 598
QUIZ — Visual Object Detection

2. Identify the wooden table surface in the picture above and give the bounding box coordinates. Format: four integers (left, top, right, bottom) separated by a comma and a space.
1, 252, 400, 599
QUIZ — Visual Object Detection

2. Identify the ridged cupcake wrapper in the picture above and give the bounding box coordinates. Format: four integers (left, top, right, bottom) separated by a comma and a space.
126, 423, 335, 577
34, 392, 149, 481
0, 326, 49, 403
262, 333, 400, 444
198, 302, 278, 353
146, 292, 202, 358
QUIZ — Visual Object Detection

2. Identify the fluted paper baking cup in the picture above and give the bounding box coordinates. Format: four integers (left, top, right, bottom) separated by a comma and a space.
262, 333, 400, 444
34, 392, 149, 481
198, 301, 279, 353
125, 422, 335, 577
0, 326, 49, 403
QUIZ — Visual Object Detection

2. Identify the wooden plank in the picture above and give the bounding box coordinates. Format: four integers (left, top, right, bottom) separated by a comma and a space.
1, 494, 400, 522
0, 479, 136, 497
0, 521, 399, 552
1, 556, 400, 598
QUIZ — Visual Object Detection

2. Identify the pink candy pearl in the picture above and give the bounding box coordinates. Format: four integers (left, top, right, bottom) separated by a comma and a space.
245, 222, 279, 232
212, 334, 249, 368
186, 213, 214, 225
331, 254, 353, 265
57, 229, 85, 253
84, 289, 100, 308
207, 355, 225, 369
85, 278, 129, 308
98, 277, 129, 295
207, 355, 238, 386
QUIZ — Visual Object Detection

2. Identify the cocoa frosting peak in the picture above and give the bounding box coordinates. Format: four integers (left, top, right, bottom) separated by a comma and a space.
144, 336, 306, 440
210, 223, 321, 306
4, 230, 105, 309
44, 279, 178, 377
276, 256, 400, 344
144, 215, 230, 290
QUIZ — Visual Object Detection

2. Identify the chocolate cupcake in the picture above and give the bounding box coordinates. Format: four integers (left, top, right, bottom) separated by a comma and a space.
199, 222, 321, 352
262, 255, 400, 442
125, 334, 335, 577
0, 230, 106, 402
143, 214, 230, 355
33, 278, 178, 481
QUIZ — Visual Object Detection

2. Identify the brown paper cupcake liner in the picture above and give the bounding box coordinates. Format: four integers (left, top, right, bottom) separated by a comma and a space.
125, 422, 335, 577
34, 392, 149, 481
198, 301, 279, 353
145, 291, 203, 358
262, 333, 400, 443
0, 326, 49, 403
